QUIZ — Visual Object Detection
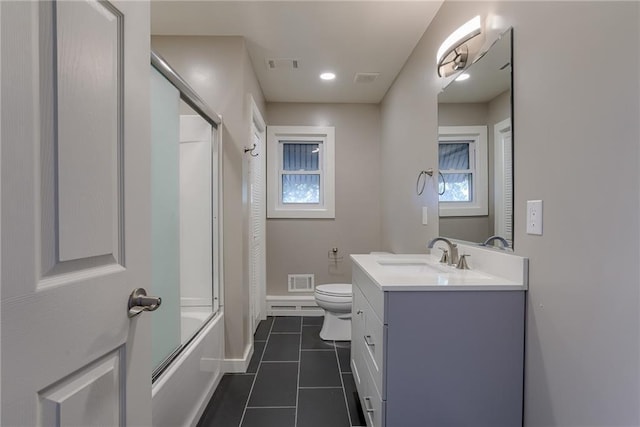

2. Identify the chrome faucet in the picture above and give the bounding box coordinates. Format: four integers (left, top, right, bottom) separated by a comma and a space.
427, 237, 458, 266
481, 235, 510, 249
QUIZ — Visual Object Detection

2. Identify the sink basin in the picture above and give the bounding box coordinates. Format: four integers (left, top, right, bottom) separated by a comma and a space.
377, 258, 430, 266
376, 258, 450, 274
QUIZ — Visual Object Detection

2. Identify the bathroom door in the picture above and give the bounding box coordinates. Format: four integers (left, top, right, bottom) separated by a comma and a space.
248, 101, 267, 333
1, 1, 152, 425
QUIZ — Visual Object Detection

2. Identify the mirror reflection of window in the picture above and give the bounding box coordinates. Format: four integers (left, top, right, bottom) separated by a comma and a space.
438, 140, 474, 202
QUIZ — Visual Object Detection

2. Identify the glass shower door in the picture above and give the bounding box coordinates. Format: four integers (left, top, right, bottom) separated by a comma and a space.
150, 67, 181, 370
150, 65, 219, 377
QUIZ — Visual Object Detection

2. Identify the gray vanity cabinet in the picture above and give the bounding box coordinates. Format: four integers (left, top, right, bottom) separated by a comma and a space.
351, 263, 525, 427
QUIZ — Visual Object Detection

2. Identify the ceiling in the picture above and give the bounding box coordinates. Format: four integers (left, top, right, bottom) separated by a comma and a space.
151, 1, 444, 104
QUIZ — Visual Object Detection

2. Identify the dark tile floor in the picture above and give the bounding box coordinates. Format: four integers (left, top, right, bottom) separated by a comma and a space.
197, 316, 366, 427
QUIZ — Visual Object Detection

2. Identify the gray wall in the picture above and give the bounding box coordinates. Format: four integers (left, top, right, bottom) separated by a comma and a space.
151, 36, 267, 360
265, 103, 382, 295
381, 1, 639, 425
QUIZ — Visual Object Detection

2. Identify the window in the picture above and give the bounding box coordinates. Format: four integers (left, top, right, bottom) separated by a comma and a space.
438, 126, 487, 216
267, 126, 335, 218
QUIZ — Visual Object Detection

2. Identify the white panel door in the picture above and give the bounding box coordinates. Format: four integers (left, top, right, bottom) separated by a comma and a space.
1, 1, 152, 425
494, 118, 513, 245
248, 106, 266, 333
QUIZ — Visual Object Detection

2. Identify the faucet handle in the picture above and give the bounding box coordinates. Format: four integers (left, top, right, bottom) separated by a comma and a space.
456, 254, 470, 270
438, 248, 449, 264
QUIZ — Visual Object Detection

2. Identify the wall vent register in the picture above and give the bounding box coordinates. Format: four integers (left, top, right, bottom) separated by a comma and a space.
288, 274, 315, 292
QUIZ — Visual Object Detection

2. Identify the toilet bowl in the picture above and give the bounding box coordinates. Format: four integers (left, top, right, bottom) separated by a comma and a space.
314, 283, 352, 341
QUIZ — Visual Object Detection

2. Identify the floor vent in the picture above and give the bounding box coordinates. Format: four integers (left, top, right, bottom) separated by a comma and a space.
288, 274, 314, 292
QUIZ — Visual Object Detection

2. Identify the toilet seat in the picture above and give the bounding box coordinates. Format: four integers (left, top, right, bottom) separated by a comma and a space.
315, 283, 351, 297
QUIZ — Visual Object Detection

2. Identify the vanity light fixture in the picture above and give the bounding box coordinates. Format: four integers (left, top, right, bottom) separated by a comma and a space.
320, 72, 336, 81
437, 15, 482, 78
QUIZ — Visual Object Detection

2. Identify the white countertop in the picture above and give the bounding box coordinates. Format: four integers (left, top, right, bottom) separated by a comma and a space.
351, 253, 527, 291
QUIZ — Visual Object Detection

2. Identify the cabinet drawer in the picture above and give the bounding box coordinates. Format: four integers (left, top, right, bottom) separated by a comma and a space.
353, 266, 385, 320
354, 282, 385, 399
352, 285, 366, 345
359, 355, 385, 427
362, 308, 384, 398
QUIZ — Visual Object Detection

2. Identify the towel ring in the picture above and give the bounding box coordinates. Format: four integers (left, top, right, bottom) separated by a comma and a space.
416, 169, 434, 195
438, 171, 446, 196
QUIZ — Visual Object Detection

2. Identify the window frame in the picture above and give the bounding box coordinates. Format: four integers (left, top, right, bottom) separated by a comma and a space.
267, 125, 335, 218
438, 125, 488, 217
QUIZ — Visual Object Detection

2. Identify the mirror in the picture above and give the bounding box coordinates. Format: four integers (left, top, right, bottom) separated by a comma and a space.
437, 28, 513, 248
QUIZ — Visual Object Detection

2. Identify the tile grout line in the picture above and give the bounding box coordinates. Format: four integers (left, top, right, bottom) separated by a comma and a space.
238, 317, 274, 427
298, 386, 344, 389
334, 341, 356, 427
245, 405, 297, 409
294, 316, 303, 427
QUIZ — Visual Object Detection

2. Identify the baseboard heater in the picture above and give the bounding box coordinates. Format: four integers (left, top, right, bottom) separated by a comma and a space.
266, 295, 324, 317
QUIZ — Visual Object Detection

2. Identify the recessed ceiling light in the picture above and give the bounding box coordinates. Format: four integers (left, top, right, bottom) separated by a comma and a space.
320, 72, 336, 81
455, 73, 470, 81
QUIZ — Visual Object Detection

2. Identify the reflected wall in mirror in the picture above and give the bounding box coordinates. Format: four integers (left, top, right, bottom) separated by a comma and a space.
437, 28, 513, 248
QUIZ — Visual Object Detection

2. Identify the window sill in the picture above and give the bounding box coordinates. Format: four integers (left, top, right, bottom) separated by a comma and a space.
267, 207, 335, 219
439, 203, 487, 217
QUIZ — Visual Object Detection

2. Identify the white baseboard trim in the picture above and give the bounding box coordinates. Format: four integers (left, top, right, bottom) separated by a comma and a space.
267, 295, 324, 317
223, 342, 253, 373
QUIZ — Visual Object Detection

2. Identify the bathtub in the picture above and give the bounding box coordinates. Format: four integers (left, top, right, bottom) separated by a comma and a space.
152, 309, 225, 427
181, 306, 214, 342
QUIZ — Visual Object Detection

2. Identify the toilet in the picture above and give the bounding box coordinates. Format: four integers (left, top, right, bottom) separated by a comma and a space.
314, 283, 352, 341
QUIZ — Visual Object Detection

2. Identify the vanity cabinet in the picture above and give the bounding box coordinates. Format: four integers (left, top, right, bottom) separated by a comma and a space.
350, 261, 525, 427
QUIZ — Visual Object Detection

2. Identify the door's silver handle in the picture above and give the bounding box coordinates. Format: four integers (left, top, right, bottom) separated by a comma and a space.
128, 288, 162, 318
363, 397, 374, 413
364, 335, 375, 347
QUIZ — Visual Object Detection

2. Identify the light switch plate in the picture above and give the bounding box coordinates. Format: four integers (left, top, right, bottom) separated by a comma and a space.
526, 200, 543, 235
422, 207, 428, 225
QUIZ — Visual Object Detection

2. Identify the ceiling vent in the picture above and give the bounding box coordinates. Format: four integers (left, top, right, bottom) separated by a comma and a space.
354, 72, 380, 83
266, 58, 300, 70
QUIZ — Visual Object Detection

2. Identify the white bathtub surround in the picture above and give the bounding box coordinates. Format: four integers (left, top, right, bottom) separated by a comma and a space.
179, 115, 214, 307
152, 311, 224, 427
181, 306, 214, 342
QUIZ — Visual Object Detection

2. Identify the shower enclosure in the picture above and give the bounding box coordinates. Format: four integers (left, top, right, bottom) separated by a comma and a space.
149, 50, 223, 381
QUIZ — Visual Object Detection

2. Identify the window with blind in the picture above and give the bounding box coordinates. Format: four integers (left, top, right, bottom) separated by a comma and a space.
438, 126, 488, 216
267, 126, 335, 218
